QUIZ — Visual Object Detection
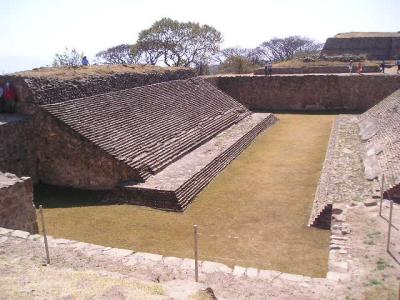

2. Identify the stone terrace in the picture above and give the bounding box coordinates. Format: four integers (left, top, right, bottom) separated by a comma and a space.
121, 113, 277, 210
358, 89, 400, 200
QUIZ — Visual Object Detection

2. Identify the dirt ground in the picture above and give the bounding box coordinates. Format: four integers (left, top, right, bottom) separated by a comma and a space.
34, 114, 334, 277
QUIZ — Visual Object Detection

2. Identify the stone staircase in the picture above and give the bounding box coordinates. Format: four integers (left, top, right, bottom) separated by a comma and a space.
120, 113, 278, 211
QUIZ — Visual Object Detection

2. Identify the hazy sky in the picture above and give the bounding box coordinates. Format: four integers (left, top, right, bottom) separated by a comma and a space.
1, 0, 399, 73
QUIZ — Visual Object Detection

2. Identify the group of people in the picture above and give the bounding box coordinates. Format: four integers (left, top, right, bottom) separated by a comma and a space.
348, 60, 364, 74
264, 62, 273, 76
0, 82, 16, 113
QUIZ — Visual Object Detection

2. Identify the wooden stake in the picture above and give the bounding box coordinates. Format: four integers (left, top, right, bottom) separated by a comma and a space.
39, 205, 50, 265
193, 225, 199, 282
379, 174, 384, 216
386, 200, 393, 253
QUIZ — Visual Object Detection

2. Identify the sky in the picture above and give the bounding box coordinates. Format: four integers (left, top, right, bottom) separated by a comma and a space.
1, 0, 399, 74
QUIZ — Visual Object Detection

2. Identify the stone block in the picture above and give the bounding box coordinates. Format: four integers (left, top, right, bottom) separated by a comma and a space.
0, 228, 13, 235
125, 252, 163, 266
329, 261, 349, 273
326, 271, 351, 282
11, 230, 30, 239
258, 270, 282, 281
280, 273, 309, 282
181, 258, 199, 270
28, 234, 41, 241
245, 267, 258, 278
201, 261, 232, 274
103, 248, 133, 259
233, 266, 246, 277
163, 256, 183, 268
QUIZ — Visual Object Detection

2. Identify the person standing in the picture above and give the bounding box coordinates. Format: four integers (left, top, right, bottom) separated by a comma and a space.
267, 62, 273, 76
348, 60, 353, 74
0, 85, 4, 113
357, 62, 363, 74
82, 56, 89, 66
3, 82, 16, 113
380, 60, 385, 73
396, 58, 400, 74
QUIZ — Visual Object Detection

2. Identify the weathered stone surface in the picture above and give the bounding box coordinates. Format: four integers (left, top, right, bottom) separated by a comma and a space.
326, 271, 351, 282
163, 256, 184, 268
0, 227, 13, 235
245, 268, 258, 279
102, 248, 133, 259
0, 173, 38, 234
0, 236, 8, 243
126, 252, 163, 265
233, 266, 246, 277
321, 32, 400, 60
207, 75, 400, 111
11, 230, 30, 239
280, 273, 310, 282
329, 261, 349, 273
181, 258, 199, 270
258, 270, 282, 281
201, 261, 232, 274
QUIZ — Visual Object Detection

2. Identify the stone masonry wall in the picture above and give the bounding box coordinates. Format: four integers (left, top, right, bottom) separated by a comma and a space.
23, 69, 196, 106
206, 75, 400, 111
321, 36, 400, 60
0, 172, 38, 233
34, 110, 140, 190
0, 116, 36, 181
253, 65, 379, 75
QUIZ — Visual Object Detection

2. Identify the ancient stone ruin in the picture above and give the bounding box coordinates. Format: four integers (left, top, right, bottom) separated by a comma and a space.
321, 32, 400, 60
0, 67, 277, 211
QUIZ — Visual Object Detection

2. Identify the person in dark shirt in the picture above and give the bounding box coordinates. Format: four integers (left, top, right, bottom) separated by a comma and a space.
3, 82, 16, 113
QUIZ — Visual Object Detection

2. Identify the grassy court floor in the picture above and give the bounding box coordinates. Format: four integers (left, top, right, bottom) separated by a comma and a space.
35, 114, 335, 277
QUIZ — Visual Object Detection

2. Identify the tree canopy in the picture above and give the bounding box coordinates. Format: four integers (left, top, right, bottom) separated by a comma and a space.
52, 48, 84, 67
95, 44, 140, 64
136, 18, 222, 67
259, 36, 323, 62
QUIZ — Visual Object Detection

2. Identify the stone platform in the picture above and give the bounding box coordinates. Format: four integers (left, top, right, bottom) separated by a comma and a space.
112, 113, 278, 210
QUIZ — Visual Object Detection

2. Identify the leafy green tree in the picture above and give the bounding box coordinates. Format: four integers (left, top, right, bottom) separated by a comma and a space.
95, 44, 140, 64
136, 18, 222, 67
53, 47, 84, 67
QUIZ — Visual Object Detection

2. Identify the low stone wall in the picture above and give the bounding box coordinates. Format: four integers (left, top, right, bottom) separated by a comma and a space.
206, 75, 400, 111
0, 172, 38, 233
0, 115, 36, 180
254, 65, 379, 75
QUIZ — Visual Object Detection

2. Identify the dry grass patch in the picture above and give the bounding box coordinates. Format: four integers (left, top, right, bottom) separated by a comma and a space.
35, 114, 334, 277
14, 64, 190, 79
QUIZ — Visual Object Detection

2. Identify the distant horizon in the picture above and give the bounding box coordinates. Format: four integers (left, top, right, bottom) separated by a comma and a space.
1, 0, 398, 74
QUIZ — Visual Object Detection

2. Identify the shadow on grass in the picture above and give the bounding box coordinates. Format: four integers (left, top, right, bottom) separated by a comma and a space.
34, 184, 110, 209
252, 109, 363, 115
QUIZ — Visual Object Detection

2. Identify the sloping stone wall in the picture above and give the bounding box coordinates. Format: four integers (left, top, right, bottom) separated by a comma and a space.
0, 172, 38, 233
33, 110, 140, 190
206, 75, 400, 111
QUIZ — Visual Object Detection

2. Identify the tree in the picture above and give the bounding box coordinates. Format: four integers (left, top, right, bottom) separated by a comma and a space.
136, 18, 222, 67
259, 36, 323, 62
219, 55, 259, 74
53, 47, 84, 67
95, 44, 140, 64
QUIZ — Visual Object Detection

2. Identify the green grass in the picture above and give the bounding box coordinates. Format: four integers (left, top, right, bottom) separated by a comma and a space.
35, 114, 334, 277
